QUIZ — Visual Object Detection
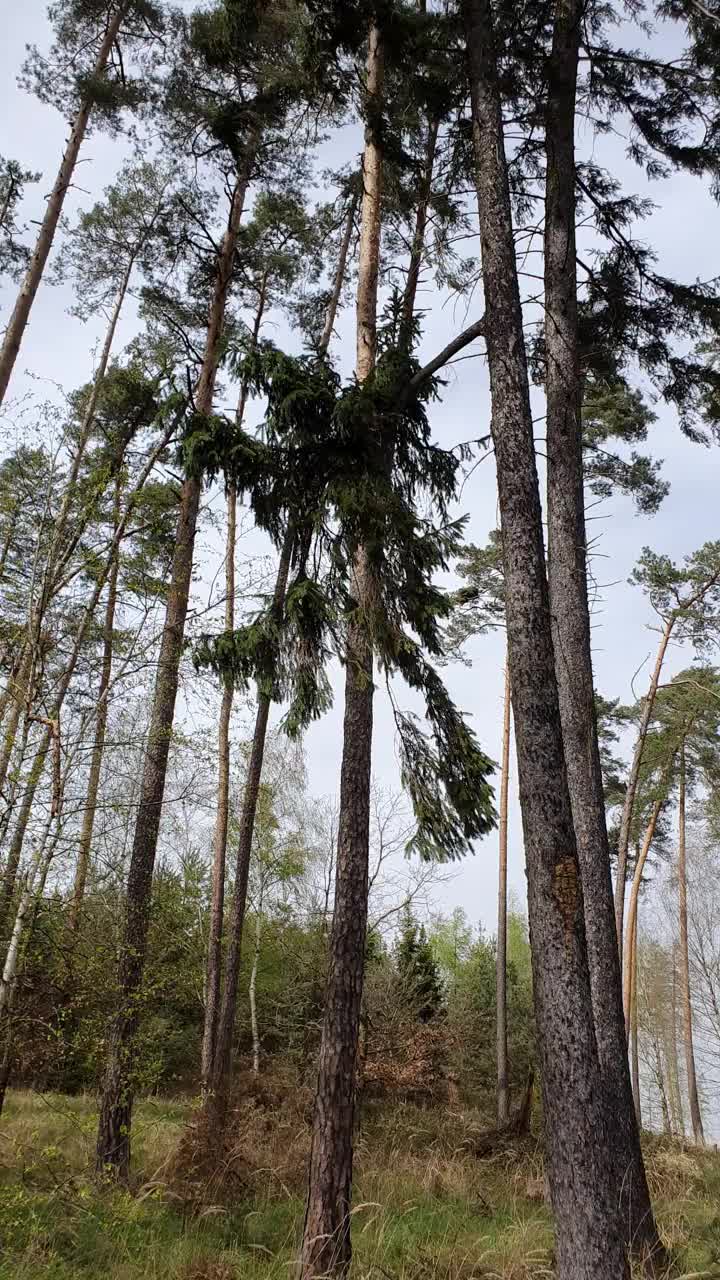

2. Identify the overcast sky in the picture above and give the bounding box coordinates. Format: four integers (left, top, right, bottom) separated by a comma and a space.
2, 6, 719, 950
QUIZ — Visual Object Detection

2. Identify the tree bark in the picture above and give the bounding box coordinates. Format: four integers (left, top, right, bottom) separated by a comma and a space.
630, 911, 641, 1127
249, 908, 261, 1076
677, 744, 704, 1145
95, 168, 251, 1179
496, 661, 511, 1127
0, 647, 31, 809
669, 944, 686, 1138
542, 2, 662, 1258
68, 480, 123, 932
615, 618, 673, 952
299, 24, 383, 1280
0, 5, 130, 406
318, 192, 358, 353
462, 1, 629, 1274
0, 733, 50, 948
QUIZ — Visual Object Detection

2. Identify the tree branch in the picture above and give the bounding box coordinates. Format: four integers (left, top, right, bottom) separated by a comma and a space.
405, 315, 486, 398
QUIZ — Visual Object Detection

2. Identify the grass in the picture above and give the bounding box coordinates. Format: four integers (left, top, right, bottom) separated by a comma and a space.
0, 1088, 718, 1278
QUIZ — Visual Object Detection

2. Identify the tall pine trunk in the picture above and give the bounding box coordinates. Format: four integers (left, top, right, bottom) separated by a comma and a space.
462, 0, 629, 1272
0, 5, 129, 406
496, 661, 511, 1126
68, 479, 123, 932
677, 744, 704, 1145
299, 24, 383, 1280
614, 619, 673, 950
202, 281, 268, 1091
622, 794, 666, 1031
95, 170, 251, 1179
542, 0, 661, 1256
629, 911, 641, 1126
669, 945, 686, 1138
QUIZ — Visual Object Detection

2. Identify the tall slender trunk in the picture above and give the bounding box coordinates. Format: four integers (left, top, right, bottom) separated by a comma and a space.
496, 661, 511, 1126
95, 169, 251, 1179
202, 280, 267, 1090
318, 192, 358, 353
208, 179, 356, 1097
249, 907, 261, 1076
630, 911, 641, 1126
398, 116, 439, 353
542, 1, 661, 1256
669, 945, 686, 1138
0, 733, 50, 948
622, 795, 666, 1031
462, 1, 629, 1274
615, 618, 673, 950
68, 480, 123, 933
677, 744, 704, 1145
0, 648, 31, 807
0, 712, 32, 851
299, 25, 383, 1280
655, 1040, 672, 1136
0, 6, 129, 406
210, 535, 293, 1090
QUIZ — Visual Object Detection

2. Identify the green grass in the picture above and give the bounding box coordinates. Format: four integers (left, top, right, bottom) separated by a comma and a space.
0, 1090, 718, 1278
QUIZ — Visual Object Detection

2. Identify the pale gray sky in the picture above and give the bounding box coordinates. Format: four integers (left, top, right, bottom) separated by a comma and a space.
1, 5, 719, 950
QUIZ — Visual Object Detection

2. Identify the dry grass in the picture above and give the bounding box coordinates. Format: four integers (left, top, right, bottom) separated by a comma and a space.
0, 1084, 719, 1279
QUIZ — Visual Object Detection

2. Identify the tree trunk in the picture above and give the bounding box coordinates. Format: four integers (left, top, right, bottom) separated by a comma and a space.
678, 744, 704, 1145
210, 533, 293, 1091
0, 732, 50, 948
249, 909, 261, 1076
201, 279, 267, 1090
299, 24, 383, 1280
95, 169, 251, 1180
0, 647, 31, 808
201, 485, 237, 1089
398, 116, 439, 353
318, 192, 358, 353
542, 1, 662, 1257
655, 1040, 672, 1136
68, 481, 123, 933
622, 796, 666, 1031
462, 1, 629, 1274
630, 911, 641, 1127
0, 712, 32, 851
496, 661, 511, 1127
615, 618, 673, 952
0, 6, 129, 406
669, 945, 686, 1138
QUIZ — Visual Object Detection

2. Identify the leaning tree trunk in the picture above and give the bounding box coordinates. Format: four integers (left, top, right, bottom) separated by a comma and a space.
202, 279, 268, 1090
0, 5, 130, 406
677, 743, 705, 1146
622, 793, 667, 1032
299, 24, 383, 1280
0, 648, 31, 810
614, 617, 673, 951
542, 0, 662, 1262
95, 170, 251, 1180
496, 661, 511, 1127
68, 481, 123, 932
0, 732, 50, 949
208, 180, 357, 1098
462, 0, 629, 1274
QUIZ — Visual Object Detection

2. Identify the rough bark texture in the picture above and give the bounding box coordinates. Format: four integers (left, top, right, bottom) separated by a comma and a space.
615, 619, 672, 951
677, 745, 705, 1145
462, 1, 629, 1274
95, 171, 250, 1179
68, 482, 122, 932
543, 1, 662, 1259
496, 662, 511, 1127
0, 6, 128, 406
299, 25, 383, 1280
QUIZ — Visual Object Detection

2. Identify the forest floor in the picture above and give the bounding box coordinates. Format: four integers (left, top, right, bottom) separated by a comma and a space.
0, 1085, 719, 1279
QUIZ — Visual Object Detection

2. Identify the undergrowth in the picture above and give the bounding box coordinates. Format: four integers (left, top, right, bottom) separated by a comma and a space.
0, 1086, 718, 1278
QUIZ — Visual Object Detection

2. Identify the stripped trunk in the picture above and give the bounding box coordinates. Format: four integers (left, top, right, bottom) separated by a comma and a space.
669, 946, 686, 1137
68, 480, 123, 932
208, 175, 355, 1096
95, 170, 251, 1179
678, 745, 704, 1145
462, 0, 629, 1273
202, 280, 268, 1090
622, 795, 666, 1031
249, 907, 261, 1076
630, 912, 641, 1126
615, 619, 673, 951
299, 24, 383, 1280
0, 5, 130, 406
210, 535, 293, 1090
496, 661, 511, 1126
